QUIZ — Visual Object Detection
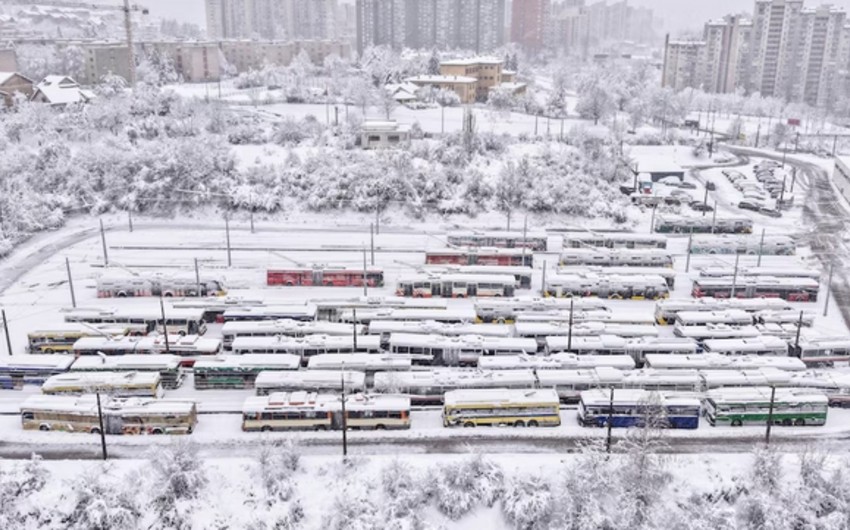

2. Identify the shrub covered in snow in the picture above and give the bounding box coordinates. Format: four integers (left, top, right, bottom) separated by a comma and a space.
430, 454, 504, 520
61, 466, 141, 530
147, 440, 208, 530
501, 474, 555, 530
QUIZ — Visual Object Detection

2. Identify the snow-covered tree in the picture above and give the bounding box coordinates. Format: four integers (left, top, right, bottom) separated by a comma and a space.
501, 474, 555, 530
576, 85, 615, 125
62, 467, 141, 530
427, 50, 440, 75
147, 440, 208, 530
430, 455, 504, 520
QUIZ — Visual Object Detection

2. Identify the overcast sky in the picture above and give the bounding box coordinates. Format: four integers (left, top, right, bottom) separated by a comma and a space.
142, 0, 850, 34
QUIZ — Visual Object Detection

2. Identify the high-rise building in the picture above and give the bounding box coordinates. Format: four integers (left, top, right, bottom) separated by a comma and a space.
661, 37, 706, 92
544, 0, 658, 54
511, 0, 550, 52
205, 0, 339, 40
702, 15, 751, 94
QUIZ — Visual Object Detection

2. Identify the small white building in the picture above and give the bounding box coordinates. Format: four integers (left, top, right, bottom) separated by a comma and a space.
31, 76, 95, 106
360, 120, 409, 149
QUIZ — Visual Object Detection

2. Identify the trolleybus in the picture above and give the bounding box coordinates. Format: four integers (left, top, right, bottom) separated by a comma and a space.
69, 354, 185, 389
221, 320, 362, 350
578, 389, 701, 429
41, 371, 163, 398
373, 369, 536, 405
267, 267, 384, 287
474, 297, 609, 323
561, 232, 667, 250
425, 248, 532, 267
536, 367, 625, 403
704, 387, 828, 427
254, 371, 367, 396
0, 356, 75, 389
63, 307, 208, 336
395, 274, 516, 298
442, 389, 560, 428
689, 235, 795, 255
231, 335, 381, 360
27, 324, 133, 354
559, 248, 673, 268
242, 392, 411, 431
447, 231, 548, 251
789, 336, 850, 366
386, 333, 538, 366
691, 277, 819, 302
193, 355, 300, 389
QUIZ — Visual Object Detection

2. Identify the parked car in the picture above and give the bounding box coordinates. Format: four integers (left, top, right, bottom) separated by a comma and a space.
738, 200, 762, 212
758, 206, 782, 218
689, 201, 714, 212
754, 161, 781, 172
677, 181, 697, 190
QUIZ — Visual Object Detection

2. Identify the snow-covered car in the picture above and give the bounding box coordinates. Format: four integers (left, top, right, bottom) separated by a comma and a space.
689, 201, 714, 212
758, 207, 782, 218
738, 200, 762, 212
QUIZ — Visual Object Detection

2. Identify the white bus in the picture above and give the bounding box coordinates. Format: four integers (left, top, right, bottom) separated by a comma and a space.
700, 368, 792, 391
442, 389, 561, 428
654, 298, 792, 325
699, 266, 820, 280
789, 336, 850, 366
193, 355, 301, 389
21, 394, 198, 435
692, 277, 820, 303
545, 274, 669, 300
704, 387, 828, 427
222, 305, 318, 322
536, 367, 625, 403
515, 311, 655, 326
386, 333, 538, 366
474, 297, 609, 323
544, 335, 628, 356
673, 324, 761, 341
70, 354, 185, 389
231, 335, 381, 360
689, 234, 796, 255
0, 356, 75, 389
624, 337, 700, 366
620, 369, 702, 392
654, 215, 753, 235
254, 371, 367, 396
338, 308, 476, 324
373, 369, 536, 405
644, 353, 806, 372
396, 273, 516, 298
559, 248, 673, 268
71, 335, 221, 366
560, 232, 667, 250
477, 354, 636, 371
674, 310, 754, 327
63, 307, 207, 336
788, 372, 850, 407
558, 266, 677, 288
702, 336, 789, 356
424, 265, 534, 289
366, 320, 514, 344
96, 270, 226, 298
71, 336, 156, 356
41, 371, 163, 398
221, 319, 363, 350
307, 354, 411, 373
27, 324, 134, 354
310, 296, 448, 321
755, 310, 815, 327
447, 231, 549, 251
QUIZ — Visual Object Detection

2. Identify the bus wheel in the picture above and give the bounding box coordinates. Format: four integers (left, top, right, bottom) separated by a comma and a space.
39, 424, 50, 431
527, 420, 538, 427
285, 282, 294, 287
782, 419, 792, 426
117, 292, 127, 298
463, 422, 475, 428
314, 425, 327, 431
794, 418, 806, 426
178, 331, 187, 336
375, 424, 386, 430
731, 419, 743, 427
44, 348, 54, 354
91, 427, 102, 435
261, 426, 272, 432
514, 420, 525, 428
151, 428, 164, 435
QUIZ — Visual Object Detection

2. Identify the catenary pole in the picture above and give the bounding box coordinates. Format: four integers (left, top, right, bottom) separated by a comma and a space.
96, 391, 108, 460
159, 297, 171, 353
66, 257, 77, 308
824, 262, 834, 317
225, 216, 232, 267
99, 219, 109, 266
757, 228, 766, 267
2, 310, 11, 356
764, 386, 776, 446
194, 258, 201, 297
605, 387, 615, 454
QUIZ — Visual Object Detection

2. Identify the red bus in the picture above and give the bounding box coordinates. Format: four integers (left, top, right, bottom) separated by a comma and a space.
424, 248, 532, 267
267, 268, 384, 288
691, 277, 819, 302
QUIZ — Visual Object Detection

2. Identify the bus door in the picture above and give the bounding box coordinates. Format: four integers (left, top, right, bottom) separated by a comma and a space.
402, 282, 413, 297
312, 270, 323, 286
466, 283, 477, 297
442, 347, 460, 366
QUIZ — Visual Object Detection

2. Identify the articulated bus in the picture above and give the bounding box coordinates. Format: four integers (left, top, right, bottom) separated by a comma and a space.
515, 312, 655, 326
69, 354, 185, 389
21, 395, 198, 435
442, 389, 561, 428
545, 274, 669, 300
338, 308, 476, 325
578, 389, 701, 429
654, 215, 753, 235
386, 333, 538, 366
0, 356, 75, 389
310, 297, 449, 321
27, 324, 134, 354
789, 337, 850, 366
477, 354, 636, 371
474, 297, 609, 323
222, 305, 318, 322
559, 248, 673, 268
242, 392, 411, 432
373, 369, 536, 405
221, 319, 363, 350
193, 355, 301, 390
447, 231, 549, 251
692, 277, 820, 302
425, 248, 533, 267
689, 235, 796, 256
254, 371, 367, 396
71, 335, 221, 366
654, 298, 792, 325
755, 310, 815, 327
673, 324, 761, 342
674, 310, 754, 327
97, 270, 227, 298
63, 307, 207, 336
704, 387, 828, 427
544, 335, 628, 356
395, 274, 516, 298
267, 267, 384, 288
536, 367, 625, 403
558, 266, 677, 288
367, 320, 513, 345
517, 323, 656, 350
424, 265, 533, 289
699, 267, 820, 281
644, 353, 806, 372
231, 335, 381, 361
702, 336, 790, 357
71, 336, 155, 356
560, 232, 667, 250
42, 371, 163, 398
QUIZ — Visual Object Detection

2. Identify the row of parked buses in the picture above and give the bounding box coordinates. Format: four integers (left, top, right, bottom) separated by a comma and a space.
544, 274, 670, 300
559, 248, 674, 268
654, 215, 754, 234
96, 270, 227, 298
688, 235, 796, 256
654, 297, 796, 325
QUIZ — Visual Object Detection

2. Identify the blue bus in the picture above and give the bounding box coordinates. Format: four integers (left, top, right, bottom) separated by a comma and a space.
577, 388, 701, 429
0, 356, 76, 389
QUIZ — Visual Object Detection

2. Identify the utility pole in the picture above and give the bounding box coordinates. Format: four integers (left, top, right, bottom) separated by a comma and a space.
779, 174, 787, 205
194, 258, 201, 297
96, 391, 108, 460
362, 247, 368, 297
370, 223, 375, 266
352, 309, 358, 350
123, 0, 138, 88
794, 310, 804, 352
702, 187, 709, 217
65, 257, 77, 308
567, 297, 574, 351
790, 167, 797, 193
685, 231, 693, 273
2, 309, 11, 356
756, 228, 766, 267
340, 371, 348, 458
711, 202, 717, 234
730, 253, 740, 298
225, 216, 232, 267
541, 260, 547, 297
522, 216, 528, 266
764, 386, 776, 446
128, 210, 133, 232
250, 209, 255, 234
159, 297, 171, 353
375, 206, 380, 235
99, 219, 109, 266
605, 387, 615, 454
649, 206, 657, 234
823, 262, 834, 317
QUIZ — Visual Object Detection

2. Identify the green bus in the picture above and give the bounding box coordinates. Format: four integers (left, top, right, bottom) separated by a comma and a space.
704, 387, 828, 427
193, 355, 300, 390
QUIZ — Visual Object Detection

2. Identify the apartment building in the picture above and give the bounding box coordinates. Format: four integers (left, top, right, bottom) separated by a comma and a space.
80, 42, 132, 86
143, 42, 223, 83
407, 56, 518, 103
206, 0, 339, 40
510, 0, 550, 52
661, 38, 705, 92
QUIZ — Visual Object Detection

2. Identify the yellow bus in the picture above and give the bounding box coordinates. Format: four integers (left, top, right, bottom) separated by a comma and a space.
20, 394, 197, 434
442, 388, 561, 428
27, 324, 134, 354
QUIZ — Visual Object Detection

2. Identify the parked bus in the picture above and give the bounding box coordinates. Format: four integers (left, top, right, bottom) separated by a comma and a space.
424, 265, 533, 289
536, 367, 625, 403
395, 274, 516, 298
689, 235, 795, 255
545, 274, 669, 300
171, 296, 266, 323
691, 277, 819, 302
624, 337, 700, 366
654, 215, 753, 234
674, 310, 754, 327
620, 369, 702, 392
307, 354, 411, 373
221, 320, 362, 350
447, 231, 548, 251
644, 353, 806, 372
474, 297, 609, 323
27, 324, 133, 354
367, 320, 513, 345
231, 335, 381, 361
517, 322, 656, 347
477, 354, 636, 371
578, 389, 701, 429
558, 266, 677, 288
673, 324, 761, 342
544, 335, 628, 356
442, 388, 561, 428
338, 308, 476, 325
254, 371, 366, 396
148, 335, 222, 366
0, 356, 75, 389
790, 336, 850, 366
97, 270, 226, 298
20, 394, 198, 434
788, 372, 850, 407
755, 310, 815, 327
560, 232, 667, 250
386, 333, 537, 367
702, 336, 790, 357
425, 248, 532, 267
310, 297, 448, 321
700, 368, 792, 391
71, 335, 220, 365
373, 369, 536, 405
71, 336, 155, 356
559, 248, 673, 268
515, 312, 655, 326
222, 305, 318, 322
63, 307, 207, 336
704, 387, 828, 427
699, 267, 820, 280
193, 355, 300, 390
654, 298, 792, 325
41, 371, 163, 398
69, 354, 185, 389
242, 392, 411, 432
267, 267, 384, 287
